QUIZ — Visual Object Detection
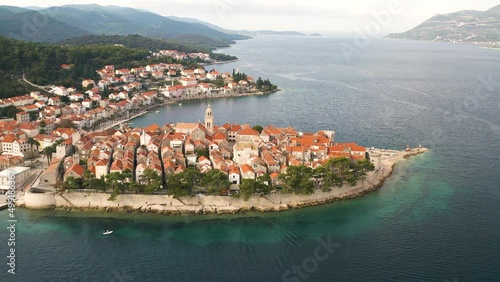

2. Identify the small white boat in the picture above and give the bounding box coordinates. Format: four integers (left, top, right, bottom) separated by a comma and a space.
179, 103, 182, 106
155, 110, 160, 113
103, 230, 113, 235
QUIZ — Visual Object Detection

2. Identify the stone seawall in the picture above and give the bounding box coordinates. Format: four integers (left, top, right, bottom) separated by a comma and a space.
22, 160, 395, 215
23, 148, 428, 215
24, 191, 56, 209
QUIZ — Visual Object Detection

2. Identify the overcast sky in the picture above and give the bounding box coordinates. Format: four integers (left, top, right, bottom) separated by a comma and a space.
2, 0, 500, 34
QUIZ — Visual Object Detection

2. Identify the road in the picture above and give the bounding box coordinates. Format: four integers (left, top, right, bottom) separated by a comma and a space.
22, 73, 50, 90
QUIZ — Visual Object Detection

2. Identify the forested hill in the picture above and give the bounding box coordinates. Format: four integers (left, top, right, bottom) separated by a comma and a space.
59, 35, 201, 53
0, 7, 91, 42
0, 36, 195, 99
58, 35, 237, 62
0, 4, 249, 50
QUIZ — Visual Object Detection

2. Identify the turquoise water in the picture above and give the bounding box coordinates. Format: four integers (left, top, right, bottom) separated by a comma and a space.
1, 36, 500, 281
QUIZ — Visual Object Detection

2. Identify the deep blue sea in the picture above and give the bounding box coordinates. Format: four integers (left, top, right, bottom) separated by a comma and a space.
1, 36, 500, 281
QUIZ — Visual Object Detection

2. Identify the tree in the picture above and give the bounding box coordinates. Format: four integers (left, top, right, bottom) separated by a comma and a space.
82, 170, 97, 190
102, 86, 110, 98
356, 159, 375, 172
257, 174, 272, 188
24, 150, 39, 168
256, 77, 264, 89
252, 125, 264, 134
61, 176, 82, 191
0, 105, 20, 119
60, 96, 70, 104
43, 146, 55, 166
105, 172, 127, 198
212, 78, 226, 88
166, 167, 202, 197
27, 137, 40, 167
128, 181, 146, 194
166, 173, 191, 197
140, 168, 162, 194
122, 169, 133, 183
27, 137, 39, 151
255, 77, 277, 92
195, 148, 209, 160
82, 169, 96, 189
29, 112, 38, 121
279, 165, 314, 195
320, 157, 374, 188
202, 169, 231, 195
239, 179, 268, 200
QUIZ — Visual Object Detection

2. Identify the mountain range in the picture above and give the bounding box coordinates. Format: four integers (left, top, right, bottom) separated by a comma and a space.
388, 5, 500, 43
0, 4, 249, 49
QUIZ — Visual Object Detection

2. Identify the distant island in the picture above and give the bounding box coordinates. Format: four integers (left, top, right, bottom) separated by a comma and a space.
387, 4, 500, 46
167, 16, 306, 37
243, 30, 306, 36
309, 33, 322, 36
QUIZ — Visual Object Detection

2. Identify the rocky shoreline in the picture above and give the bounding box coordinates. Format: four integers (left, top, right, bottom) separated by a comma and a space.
21, 148, 428, 215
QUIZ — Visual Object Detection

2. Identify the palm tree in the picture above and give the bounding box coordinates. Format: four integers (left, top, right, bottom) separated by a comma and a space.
27, 138, 40, 167
33, 140, 40, 151
43, 146, 55, 166
27, 138, 37, 151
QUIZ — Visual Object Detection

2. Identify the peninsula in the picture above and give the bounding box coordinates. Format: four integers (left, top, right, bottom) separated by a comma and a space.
387, 4, 500, 47
16, 105, 428, 214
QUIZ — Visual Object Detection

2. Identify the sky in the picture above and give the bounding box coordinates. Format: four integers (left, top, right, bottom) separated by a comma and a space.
1, 0, 500, 34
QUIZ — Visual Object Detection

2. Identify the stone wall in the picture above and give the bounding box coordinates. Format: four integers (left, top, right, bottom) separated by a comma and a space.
38, 158, 63, 188
24, 191, 56, 209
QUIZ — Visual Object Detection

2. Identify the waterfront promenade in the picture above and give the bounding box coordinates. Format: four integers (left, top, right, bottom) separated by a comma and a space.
22, 148, 428, 214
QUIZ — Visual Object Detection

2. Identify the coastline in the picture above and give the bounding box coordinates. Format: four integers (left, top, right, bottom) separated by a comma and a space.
201, 58, 239, 66
480, 46, 500, 50
21, 148, 428, 215
100, 110, 148, 130
109, 89, 281, 128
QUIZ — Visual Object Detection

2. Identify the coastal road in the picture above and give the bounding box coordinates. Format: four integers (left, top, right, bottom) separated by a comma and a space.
22, 73, 50, 91
97, 110, 149, 131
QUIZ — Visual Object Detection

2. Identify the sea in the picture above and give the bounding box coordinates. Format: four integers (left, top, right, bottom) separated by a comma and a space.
1, 36, 500, 281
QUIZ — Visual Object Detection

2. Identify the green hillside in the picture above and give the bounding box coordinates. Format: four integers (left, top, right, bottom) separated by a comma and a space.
0, 8, 91, 42
388, 5, 500, 43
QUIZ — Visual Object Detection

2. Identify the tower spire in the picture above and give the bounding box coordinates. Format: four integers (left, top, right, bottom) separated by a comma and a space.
205, 104, 214, 135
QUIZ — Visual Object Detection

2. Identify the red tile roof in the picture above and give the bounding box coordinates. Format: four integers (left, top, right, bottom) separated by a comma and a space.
65, 164, 85, 177
240, 164, 254, 174
238, 127, 259, 136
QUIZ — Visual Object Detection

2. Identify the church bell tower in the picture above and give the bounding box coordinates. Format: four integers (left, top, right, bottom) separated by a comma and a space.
205, 104, 214, 135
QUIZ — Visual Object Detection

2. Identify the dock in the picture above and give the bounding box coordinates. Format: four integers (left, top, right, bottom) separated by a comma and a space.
403, 147, 429, 158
